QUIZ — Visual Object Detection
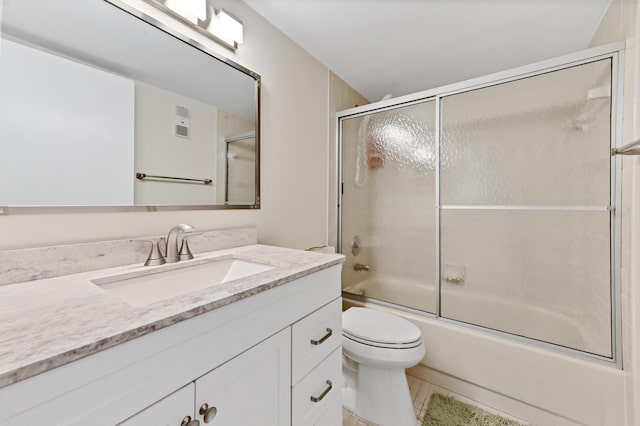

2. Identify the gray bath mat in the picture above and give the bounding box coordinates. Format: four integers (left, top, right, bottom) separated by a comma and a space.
423, 393, 526, 426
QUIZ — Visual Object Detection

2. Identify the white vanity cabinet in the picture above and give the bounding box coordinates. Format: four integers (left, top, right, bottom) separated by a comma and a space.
193, 328, 291, 426
0, 264, 342, 426
122, 328, 291, 426
119, 384, 196, 426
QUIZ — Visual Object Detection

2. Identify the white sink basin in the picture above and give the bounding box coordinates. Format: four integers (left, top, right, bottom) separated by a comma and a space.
93, 256, 275, 307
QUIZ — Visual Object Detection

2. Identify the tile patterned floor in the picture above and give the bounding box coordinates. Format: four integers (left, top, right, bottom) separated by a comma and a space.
342, 374, 529, 426
342, 374, 431, 426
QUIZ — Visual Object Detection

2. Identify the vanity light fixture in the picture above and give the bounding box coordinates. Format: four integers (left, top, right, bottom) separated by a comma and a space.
207, 8, 244, 47
143, 0, 244, 50
164, 0, 206, 25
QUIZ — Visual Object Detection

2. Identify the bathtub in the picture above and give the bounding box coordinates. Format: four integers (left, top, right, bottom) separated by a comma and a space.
340, 279, 623, 425
343, 277, 599, 359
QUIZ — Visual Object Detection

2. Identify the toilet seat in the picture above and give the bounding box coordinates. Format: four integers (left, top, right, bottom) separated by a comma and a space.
342, 307, 422, 349
343, 331, 422, 349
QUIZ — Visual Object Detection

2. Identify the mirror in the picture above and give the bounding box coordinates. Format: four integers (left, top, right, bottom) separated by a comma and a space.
0, 0, 260, 213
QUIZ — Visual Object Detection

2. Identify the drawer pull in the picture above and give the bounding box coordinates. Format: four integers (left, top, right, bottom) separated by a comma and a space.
310, 328, 333, 346
310, 380, 333, 403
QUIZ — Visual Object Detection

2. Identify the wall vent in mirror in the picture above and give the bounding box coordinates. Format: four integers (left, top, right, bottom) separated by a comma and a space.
175, 105, 191, 138
0, 0, 260, 213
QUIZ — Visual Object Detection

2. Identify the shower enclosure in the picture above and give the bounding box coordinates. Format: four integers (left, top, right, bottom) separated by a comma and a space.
225, 131, 256, 205
338, 44, 623, 362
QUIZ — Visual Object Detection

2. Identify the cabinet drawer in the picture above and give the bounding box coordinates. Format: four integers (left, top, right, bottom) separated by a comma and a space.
291, 298, 342, 384
292, 347, 342, 426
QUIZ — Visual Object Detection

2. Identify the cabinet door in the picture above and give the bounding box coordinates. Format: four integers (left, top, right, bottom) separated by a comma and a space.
119, 383, 195, 426
195, 328, 291, 426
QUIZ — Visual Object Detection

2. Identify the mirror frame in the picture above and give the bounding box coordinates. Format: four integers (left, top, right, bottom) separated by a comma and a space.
0, 0, 260, 215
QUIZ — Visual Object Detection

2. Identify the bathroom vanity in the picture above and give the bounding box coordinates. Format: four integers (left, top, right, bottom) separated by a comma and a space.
0, 229, 344, 425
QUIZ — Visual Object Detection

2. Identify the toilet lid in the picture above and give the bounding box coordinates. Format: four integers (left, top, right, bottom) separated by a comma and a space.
342, 307, 422, 345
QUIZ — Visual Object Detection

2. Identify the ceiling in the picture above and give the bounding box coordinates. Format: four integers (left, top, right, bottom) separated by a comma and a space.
243, 0, 612, 102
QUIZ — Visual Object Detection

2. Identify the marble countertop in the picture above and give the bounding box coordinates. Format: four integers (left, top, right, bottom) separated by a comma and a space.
0, 244, 344, 389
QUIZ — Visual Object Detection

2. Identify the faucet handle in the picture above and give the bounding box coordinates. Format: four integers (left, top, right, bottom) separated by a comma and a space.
178, 232, 202, 261
178, 237, 194, 261
157, 236, 167, 257
142, 238, 166, 266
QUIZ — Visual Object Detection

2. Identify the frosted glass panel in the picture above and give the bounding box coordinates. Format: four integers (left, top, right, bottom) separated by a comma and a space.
339, 54, 616, 359
440, 59, 612, 206
440, 209, 611, 357
341, 101, 437, 313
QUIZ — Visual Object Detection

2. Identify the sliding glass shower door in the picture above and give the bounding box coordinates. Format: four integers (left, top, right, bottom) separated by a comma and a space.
340, 50, 619, 360
341, 101, 438, 313
439, 59, 613, 357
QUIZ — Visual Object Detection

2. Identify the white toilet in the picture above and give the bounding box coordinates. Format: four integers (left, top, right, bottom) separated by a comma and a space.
342, 307, 425, 426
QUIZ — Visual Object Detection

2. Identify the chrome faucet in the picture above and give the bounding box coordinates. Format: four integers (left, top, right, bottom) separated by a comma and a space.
353, 263, 370, 272
165, 224, 195, 263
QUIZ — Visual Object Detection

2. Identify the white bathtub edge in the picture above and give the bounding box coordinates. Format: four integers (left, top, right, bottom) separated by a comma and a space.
343, 296, 625, 426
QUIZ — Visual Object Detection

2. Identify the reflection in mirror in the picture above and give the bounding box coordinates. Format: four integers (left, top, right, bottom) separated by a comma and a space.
0, 0, 260, 211
225, 131, 256, 205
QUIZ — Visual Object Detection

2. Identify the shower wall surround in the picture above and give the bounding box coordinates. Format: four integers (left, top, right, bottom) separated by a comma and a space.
339, 45, 622, 361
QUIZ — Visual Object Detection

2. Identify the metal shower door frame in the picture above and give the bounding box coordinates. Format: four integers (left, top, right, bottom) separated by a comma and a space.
337, 41, 625, 367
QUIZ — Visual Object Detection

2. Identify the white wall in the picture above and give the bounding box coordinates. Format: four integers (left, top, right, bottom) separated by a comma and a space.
0, 0, 332, 250
589, 1, 640, 424
134, 81, 218, 205
0, 37, 134, 206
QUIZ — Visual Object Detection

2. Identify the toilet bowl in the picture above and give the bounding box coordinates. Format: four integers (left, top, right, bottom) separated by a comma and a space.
342, 307, 425, 426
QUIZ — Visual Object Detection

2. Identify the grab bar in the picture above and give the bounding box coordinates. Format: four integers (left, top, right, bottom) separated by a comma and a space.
136, 172, 212, 185
612, 139, 640, 156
